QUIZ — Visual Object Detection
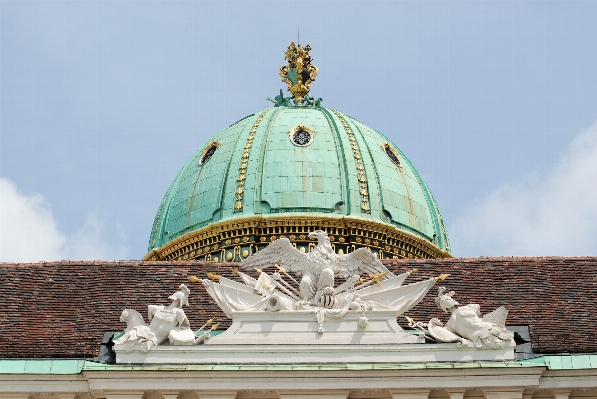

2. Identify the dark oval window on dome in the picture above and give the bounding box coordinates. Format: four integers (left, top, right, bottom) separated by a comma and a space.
383, 144, 401, 167
200, 144, 218, 165
292, 130, 312, 146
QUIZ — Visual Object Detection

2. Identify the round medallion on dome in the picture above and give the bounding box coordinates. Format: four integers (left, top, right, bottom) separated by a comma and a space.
289, 124, 315, 146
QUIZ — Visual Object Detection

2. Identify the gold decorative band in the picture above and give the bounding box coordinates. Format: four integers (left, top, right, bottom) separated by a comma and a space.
234, 110, 269, 211
331, 110, 371, 212
143, 215, 451, 262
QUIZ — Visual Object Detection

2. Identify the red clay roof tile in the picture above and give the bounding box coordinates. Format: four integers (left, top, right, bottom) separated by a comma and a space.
0, 257, 595, 358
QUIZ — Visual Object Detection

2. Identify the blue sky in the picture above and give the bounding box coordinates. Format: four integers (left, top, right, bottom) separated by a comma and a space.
2, 1, 597, 261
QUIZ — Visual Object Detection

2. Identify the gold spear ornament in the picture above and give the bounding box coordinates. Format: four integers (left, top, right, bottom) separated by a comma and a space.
210, 322, 221, 331
197, 318, 214, 331
275, 264, 295, 281
279, 42, 319, 104
187, 275, 202, 283
275, 264, 292, 280
410, 268, 418, 274
274, 264, 302, 293
207, 272, 221, 281
275, 264, 287, 274
435, 273, 451, 281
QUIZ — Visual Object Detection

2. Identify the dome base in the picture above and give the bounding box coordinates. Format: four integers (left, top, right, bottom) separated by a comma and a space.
143, 215, 451, 262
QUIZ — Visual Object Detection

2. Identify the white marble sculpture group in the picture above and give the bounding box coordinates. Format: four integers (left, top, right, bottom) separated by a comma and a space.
113, 284, 210, 352
407, 287, 512, 349
203, 230, 439, 335
114, 230, 513, 352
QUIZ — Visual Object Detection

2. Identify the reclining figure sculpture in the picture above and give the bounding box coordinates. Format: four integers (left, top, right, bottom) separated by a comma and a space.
407, 286, 514, 349
113, 284, 210, 352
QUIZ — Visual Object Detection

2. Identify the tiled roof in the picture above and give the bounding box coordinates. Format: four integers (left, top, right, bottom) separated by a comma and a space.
0, 257, 595, 359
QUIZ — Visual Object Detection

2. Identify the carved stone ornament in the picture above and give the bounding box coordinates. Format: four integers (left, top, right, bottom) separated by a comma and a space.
113, 284, 211, 352
113, 232, 515, 365
201, 230, 440, 343
407, 286, 515, 350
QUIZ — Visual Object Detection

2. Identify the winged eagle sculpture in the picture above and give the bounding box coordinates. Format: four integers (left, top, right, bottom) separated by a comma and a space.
199, 230, 441, 335
239, 230, 394, 301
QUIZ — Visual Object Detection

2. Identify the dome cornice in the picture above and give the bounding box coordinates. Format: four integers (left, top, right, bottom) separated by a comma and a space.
144, 214, 451, 262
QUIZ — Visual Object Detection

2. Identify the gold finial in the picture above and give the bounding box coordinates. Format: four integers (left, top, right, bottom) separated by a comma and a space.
279, 42, 318, 104
210, 322, 221, 331
255, 268, 263, 274
435, 273, 451, 281
409, 268, 418, 274
187, 275, 203, 283
207, 272, 221, 281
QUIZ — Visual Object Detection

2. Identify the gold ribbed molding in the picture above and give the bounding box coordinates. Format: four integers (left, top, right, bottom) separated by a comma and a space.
331, 110, 371, 212
234, 110, 269, 211
143, 215, 451, 262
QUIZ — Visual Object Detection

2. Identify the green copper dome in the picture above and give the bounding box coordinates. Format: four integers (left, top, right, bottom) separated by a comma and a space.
145, 106, 450, 261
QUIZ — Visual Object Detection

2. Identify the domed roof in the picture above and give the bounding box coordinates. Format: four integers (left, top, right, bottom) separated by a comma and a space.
145, 106, 450, 261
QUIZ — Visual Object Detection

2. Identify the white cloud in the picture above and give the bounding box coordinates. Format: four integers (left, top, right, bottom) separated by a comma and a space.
450, 119, 597, 256
0, 178, 128, 262
67, 212, 128, 261
0, 178, 66, 262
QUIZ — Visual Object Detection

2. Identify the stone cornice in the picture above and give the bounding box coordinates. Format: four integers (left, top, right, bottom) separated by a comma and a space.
3, 366, 596, 398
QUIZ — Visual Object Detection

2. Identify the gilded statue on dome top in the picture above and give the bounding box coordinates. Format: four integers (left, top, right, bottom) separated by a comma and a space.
279, 41, 319, 104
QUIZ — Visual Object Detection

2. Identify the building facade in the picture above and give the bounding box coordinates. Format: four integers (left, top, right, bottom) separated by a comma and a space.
1, 43, 596, 399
